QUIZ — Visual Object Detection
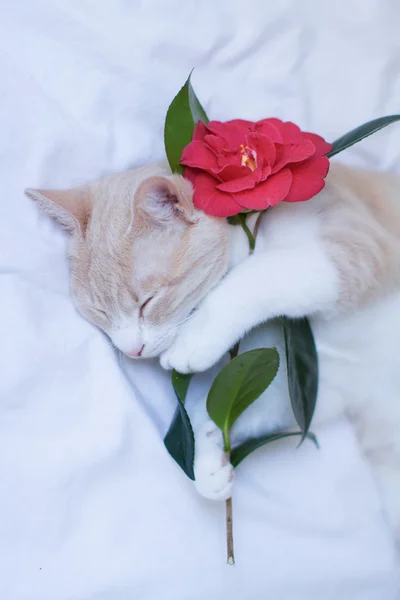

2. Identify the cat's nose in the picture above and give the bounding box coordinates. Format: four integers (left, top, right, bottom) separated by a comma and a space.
125, 344, 144, 358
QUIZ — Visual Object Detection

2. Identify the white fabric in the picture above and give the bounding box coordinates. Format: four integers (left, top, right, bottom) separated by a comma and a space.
0, 1, 399, 598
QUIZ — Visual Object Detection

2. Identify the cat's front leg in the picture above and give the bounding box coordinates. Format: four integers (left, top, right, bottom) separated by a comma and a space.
161, 242, 338, 373
160, 291, 237, 373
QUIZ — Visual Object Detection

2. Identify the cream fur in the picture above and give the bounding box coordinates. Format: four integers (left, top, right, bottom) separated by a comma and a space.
26, 161, 400, 543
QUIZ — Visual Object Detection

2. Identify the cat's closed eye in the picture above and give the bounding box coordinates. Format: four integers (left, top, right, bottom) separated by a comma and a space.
139, 296, 154, 319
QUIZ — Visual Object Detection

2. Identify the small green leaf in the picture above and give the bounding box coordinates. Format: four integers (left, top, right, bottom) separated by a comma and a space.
206, 348, 280, 451
281, 317, 318, 442
172, 370, 192, 403
327, 115, 400, 158
164, 371, 195, 480
231, 431, 319, 467
164, 70, 209, 174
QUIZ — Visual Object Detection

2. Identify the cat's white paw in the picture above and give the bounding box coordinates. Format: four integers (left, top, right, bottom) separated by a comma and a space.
160, 340, 224, 373
194, 422, 235, 501
195, 459, 235, 501
160, 312, 229, 373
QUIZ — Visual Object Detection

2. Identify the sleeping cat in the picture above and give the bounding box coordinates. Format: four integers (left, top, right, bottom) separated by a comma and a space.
26, 161, 400, 539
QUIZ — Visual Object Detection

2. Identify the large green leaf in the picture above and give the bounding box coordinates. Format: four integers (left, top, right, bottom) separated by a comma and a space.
207, 348, 280, 451
327, 115, 400, 158
164, 70, 209, 174
281, 317, 318, 442
230, 431, 319, 467
164, 371, 195, 480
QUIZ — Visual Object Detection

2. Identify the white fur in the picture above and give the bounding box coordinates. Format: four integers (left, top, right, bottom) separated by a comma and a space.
160, 202, 339, 373
159, 166, 400, 542
193, 421, 235, 500
28, 161, 400, 543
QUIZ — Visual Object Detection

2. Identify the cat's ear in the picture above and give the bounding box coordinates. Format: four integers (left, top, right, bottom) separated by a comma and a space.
25, 186, 91, 235
135, 175, 199, 226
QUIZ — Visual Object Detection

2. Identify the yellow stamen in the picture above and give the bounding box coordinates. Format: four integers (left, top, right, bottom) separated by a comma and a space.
240, 145, 257, 171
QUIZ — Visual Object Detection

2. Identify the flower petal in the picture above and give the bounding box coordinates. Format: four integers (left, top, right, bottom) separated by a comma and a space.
181, 140, 219, 172
260, 119, 302, 143
183, 166, 197, 186
232, 168, 293, 210
206, 119, 253, 147
285, 156, 330, 202
246, 132, 276, 167
254, 119, 283, 143
272, 140, 315, 173
301, 132, 332, 156
261, 165, 272, 180
192, 121, 208, 141
217, 150, 242, 169
204, 134, 225, 154
217, 164, 255, 181
185, 168, 243, 217
217, 168, 261, 193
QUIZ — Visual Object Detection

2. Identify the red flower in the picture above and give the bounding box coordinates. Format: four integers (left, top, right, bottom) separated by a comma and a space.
181, 118, 332, 217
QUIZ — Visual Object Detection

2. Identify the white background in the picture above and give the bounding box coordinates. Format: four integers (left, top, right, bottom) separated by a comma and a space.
0, 1, 400, 598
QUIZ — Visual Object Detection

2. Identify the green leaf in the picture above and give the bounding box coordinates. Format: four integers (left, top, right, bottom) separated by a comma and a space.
164, 371, 195, 480
281, 317, 318, 442
172, 370, 192, 403
231, 431, 319, 467
164, 70, 209, 174
327, 115, 400, 158
206, 348, 280, 451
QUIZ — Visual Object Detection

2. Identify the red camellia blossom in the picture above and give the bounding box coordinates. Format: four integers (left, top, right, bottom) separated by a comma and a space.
181, 118, 332, 217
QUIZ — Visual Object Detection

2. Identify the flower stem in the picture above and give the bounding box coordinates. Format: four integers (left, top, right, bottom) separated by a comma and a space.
223, 428, 231, 454
226, 496, 235, 565
222, 213, 264, 565
225, 340, 240, 565
238, 214, 255, 252
253, 211, 263, 246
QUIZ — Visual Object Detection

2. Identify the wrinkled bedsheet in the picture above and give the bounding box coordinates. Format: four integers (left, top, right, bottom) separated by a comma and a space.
1, 1, 400, 599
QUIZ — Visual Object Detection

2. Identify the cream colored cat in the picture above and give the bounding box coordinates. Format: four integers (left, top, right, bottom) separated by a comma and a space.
26, 161, 400, 541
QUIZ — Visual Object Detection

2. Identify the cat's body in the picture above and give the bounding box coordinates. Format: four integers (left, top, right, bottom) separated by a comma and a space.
26, 161, 400, 541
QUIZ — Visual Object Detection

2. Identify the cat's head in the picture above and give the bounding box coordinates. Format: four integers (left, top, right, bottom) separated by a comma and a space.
26, 164, 229, 357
